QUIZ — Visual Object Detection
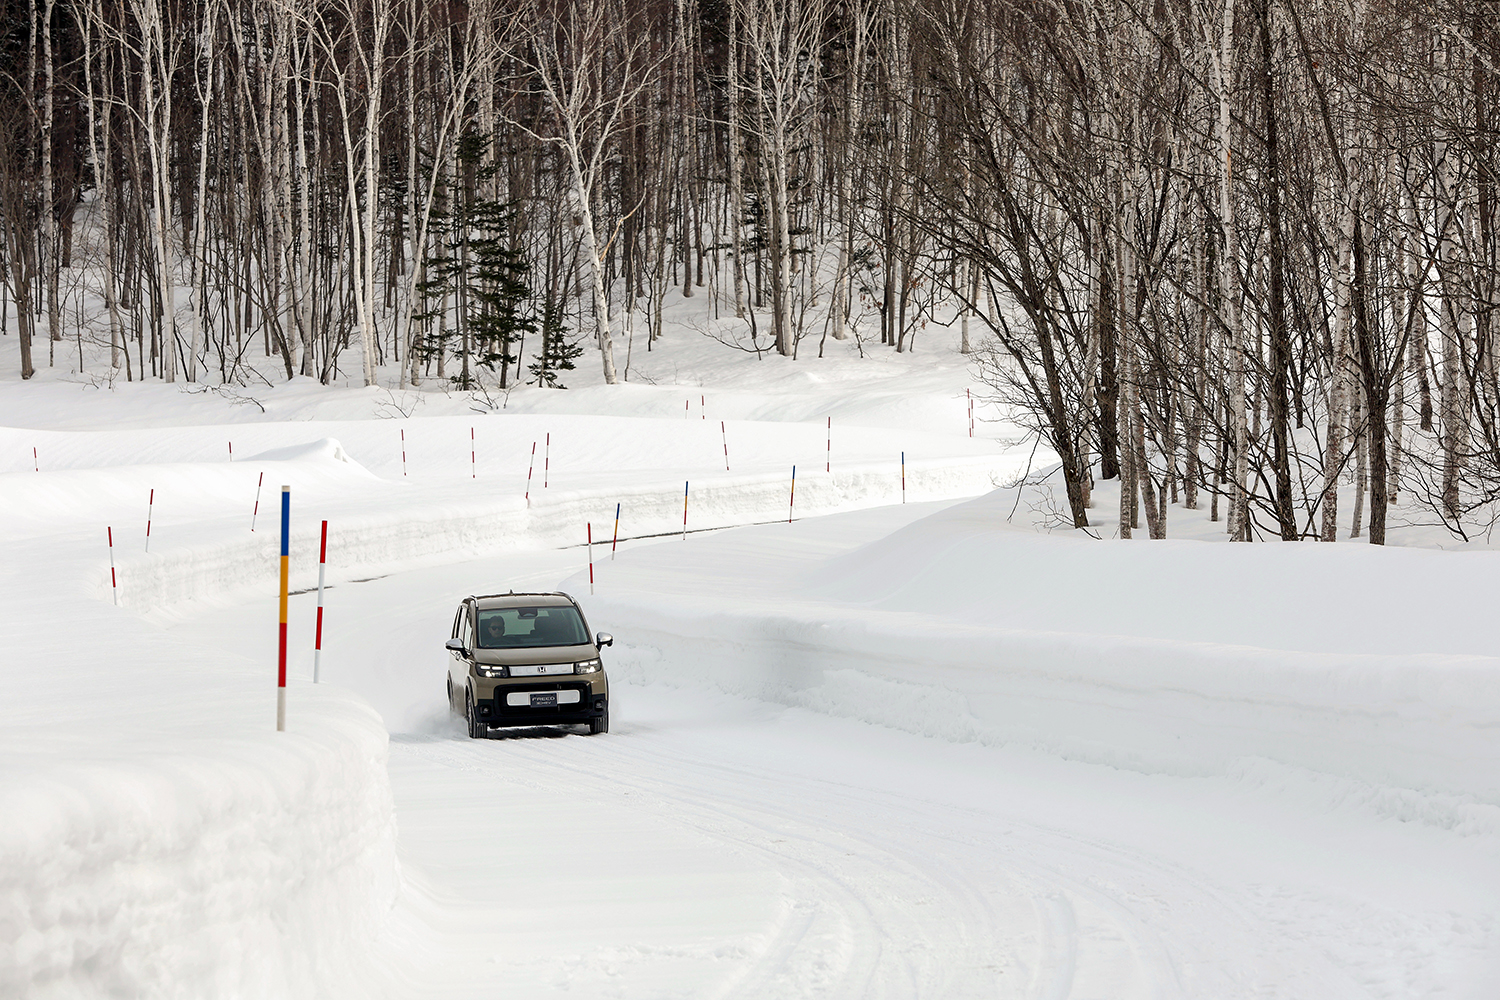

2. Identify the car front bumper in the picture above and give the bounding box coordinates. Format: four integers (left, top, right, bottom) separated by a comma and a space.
472, 677, 608, 729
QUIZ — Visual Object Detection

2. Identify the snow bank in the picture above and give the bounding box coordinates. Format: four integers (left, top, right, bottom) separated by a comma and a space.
93, 445, 1012, 612
587, 494, 1500, 835
0, 691, 396, 998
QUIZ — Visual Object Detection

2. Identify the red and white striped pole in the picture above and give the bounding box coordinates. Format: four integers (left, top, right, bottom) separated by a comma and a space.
251, 472, 265, 531
470, 427, 476, 479
277, 485, 290, 731
611, 502, 621, 560
788, 466, 797, 523
901, 451, 906, 504
400, 428, 407, 477
721, 421, 730, 471
587, 522, 595, 595
685, 398, 690, 419
968, 389, 974, 438
107, 526, 118, 605
145, 489, 154, 552
682, 481, 689, 540
525, 442, 536, 504
228, 441, 234, 462
826, 417, 831, 473
701, 394, 706, 420
544, 432, 550, 489
314, 519, 328, 683
33, 447, 38, 472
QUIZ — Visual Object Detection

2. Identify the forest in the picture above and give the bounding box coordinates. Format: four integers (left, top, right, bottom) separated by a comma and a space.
1, 0, 1498, 544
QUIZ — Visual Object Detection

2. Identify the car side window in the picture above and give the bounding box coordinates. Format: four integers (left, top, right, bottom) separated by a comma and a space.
451, 607, 464, 640
465, 607, 476, 649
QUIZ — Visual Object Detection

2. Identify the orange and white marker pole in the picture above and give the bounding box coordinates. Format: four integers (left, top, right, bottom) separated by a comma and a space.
251, 472, 265, 531
145, 489, 154, 552
525, 442, 536, 504
788, 466, 796, 523
314, 519, 328, 683
277, 485, 290, 731
682, 481, 689, 540
720, 421, 730, 471
588, 522, 595, 595
107, 526, 118, 605
611, 502, 621, 560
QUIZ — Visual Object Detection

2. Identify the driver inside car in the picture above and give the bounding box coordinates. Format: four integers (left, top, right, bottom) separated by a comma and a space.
481, 616, 507, 647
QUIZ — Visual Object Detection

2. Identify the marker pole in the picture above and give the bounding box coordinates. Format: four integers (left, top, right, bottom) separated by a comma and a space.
107, 526, 118, 605
525, 441, 536, 504
901, 452, 906, 504
685, 398, 690, 419
251, 472, 265, 531
701, 394, 706, 420
33, 447, 38, 472
588, 522, 595, 595
721, 421, 730, 471
314, 519, 328, 683
544, 432, 550, 488
228, 441, 233, 462
277, 485, 290, 732
826, 417, 831, 473
400, 429, 407, 477
789, 466, 796, 523
145, 489, 154, 552
967, 389, 974, 438
470, 427, 476, 479
611, 502, 621, 560
682, 481, 689, 540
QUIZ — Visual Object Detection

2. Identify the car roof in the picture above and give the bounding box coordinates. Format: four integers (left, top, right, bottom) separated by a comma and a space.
472, 592, 576, 611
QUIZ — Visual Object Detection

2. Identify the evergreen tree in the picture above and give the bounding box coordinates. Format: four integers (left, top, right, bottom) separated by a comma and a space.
416, 131, 535, 390
528, 291, 583, 388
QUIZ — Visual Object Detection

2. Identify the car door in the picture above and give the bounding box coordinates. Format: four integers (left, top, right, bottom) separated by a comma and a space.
448, 604, 469, 693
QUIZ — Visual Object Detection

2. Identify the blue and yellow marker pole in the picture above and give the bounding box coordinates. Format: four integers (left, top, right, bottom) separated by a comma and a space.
277, 485, 290, 732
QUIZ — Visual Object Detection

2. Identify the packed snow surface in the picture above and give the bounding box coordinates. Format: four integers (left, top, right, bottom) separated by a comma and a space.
2, 327, 1497, 997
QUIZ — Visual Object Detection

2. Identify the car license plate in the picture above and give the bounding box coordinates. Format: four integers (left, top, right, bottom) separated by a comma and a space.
530, 693, 558, 708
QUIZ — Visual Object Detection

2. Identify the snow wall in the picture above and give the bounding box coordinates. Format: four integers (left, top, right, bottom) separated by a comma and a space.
590, 490, 1500, 838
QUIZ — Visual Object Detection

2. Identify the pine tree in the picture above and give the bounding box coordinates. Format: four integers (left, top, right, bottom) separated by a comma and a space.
529, 293, 583, 388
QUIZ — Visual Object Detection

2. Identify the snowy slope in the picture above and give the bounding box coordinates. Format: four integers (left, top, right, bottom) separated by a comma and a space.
3, 327, 1498, 997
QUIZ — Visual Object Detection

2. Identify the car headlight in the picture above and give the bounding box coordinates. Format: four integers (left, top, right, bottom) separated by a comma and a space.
475, 664, 509, 678
574, 658, 602, 674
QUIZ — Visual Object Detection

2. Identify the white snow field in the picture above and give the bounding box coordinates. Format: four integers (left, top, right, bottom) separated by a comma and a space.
2, 328, 1498, 998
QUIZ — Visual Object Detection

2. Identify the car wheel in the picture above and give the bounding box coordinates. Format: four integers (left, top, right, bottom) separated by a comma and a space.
588, 708, 609, 736
466, 689, 486, 740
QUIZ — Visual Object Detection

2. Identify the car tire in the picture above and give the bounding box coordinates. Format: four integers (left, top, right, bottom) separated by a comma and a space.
466, 689, 486, 740
588, 708, 609, 736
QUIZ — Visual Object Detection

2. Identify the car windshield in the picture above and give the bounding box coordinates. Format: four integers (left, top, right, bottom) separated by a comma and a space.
476, 606, 589, 649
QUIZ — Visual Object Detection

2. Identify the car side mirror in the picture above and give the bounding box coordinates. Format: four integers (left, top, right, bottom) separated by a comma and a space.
445, 637, 468, 655
595, 632, 613, 648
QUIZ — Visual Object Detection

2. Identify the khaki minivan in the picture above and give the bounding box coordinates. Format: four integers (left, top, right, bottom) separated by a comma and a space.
445, 592, 611, 738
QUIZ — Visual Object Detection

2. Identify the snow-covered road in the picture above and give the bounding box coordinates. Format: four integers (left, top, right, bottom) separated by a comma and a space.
160, 507, 1499, 999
